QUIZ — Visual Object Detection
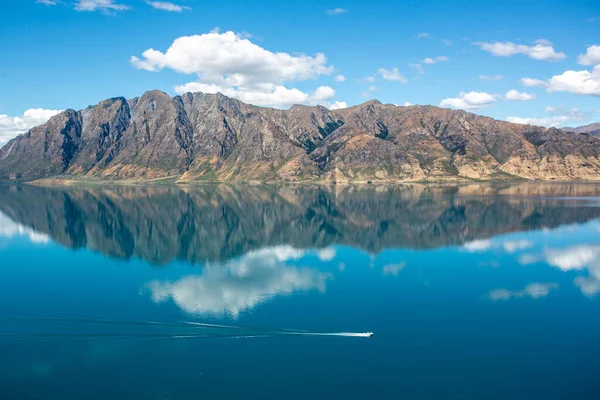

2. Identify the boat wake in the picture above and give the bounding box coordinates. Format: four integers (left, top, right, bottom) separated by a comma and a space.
0, 313, 373, 341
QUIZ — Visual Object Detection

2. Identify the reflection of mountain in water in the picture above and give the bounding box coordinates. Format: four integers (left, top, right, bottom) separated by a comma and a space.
1, 183, 600, 264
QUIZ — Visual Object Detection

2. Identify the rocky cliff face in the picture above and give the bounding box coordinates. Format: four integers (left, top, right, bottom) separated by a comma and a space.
2, 90, 600, 182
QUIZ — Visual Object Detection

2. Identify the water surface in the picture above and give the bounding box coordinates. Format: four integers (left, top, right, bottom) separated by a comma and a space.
0, 183, 599, 399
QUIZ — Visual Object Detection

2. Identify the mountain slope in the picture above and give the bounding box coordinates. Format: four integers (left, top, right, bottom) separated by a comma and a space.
2, 90, 600, 182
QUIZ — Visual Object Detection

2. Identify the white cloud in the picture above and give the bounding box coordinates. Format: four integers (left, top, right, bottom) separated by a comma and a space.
416, 32, 430, 39
506, 105, 593, 127
489, 282, 558, 301
403, 102, 413, 106
147, 246, 330, 317
362, 76, 375, 83
75, 0, 131, 12
479, 74, 503, 81
462, 239, 492, 252
422, 56, 449, 64
334, 74, 346, 82
577, 45, 600, 66
326, 8, 348, 15
329, 101, 348, 110
442, 39, 453, 46
147, 1, 191, 12
174, 82, 336, 109
475, 40, 566, 61
378, 68, 407, 83
36, 0, 58, 5
383, 262, 406, 277
0, 108, 63, 147
330, 101, 348, 110
546, 65, 600, 95
507, 116, 571, 127
502, 239, 533, 253
132, 31, 338, 108
504, 89, 536, 101
520, 77, 549, 88
0, 212, 51, 245
439, 91, 496, 110
409, 63, 425, 75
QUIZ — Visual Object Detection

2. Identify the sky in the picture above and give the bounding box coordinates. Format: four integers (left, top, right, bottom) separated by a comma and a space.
0, 0, 599, 146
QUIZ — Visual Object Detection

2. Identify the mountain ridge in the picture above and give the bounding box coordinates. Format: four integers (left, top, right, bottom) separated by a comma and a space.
2, 90, 600, 182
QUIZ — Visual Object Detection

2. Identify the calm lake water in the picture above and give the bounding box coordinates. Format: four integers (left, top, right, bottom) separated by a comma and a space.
0, 183, 599, 399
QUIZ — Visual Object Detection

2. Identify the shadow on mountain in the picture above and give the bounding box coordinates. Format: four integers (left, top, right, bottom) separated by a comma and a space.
1, 182, 600, 264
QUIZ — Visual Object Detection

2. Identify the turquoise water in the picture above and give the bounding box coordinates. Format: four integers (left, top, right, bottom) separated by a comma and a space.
0, 183, 599, 399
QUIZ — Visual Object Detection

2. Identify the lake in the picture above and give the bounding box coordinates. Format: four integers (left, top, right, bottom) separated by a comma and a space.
0, 183, 599, 399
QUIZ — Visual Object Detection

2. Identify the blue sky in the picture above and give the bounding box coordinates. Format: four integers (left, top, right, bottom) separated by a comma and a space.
0, 0, 599, 145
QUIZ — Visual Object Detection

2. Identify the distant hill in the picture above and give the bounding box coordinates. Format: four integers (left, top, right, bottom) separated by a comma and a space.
2, 90, 600, 182
562, 123, 600, 137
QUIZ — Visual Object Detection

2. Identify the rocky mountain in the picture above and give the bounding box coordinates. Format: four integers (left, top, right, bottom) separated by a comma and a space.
2, 183, 600, 264
562, 123, 600, 137
2, 90, 600, 182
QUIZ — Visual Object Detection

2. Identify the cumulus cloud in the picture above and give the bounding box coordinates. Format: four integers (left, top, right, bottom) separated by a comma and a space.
577, 45, 600, 66
474, 40, 566, 61
75, 0, 131, 12
378, 68, 407, 83
422, 56, 449, 64
0, 108, 63, 147
489, 282, 558, 301
504, 89, 536, 101
131, 31, 340, 108
36, 0, 58, 5
546, 65, 600, 95
174, 82, 336, 109
520, 77, 549, 88
330, 101, 348, 110
0, 212, 51, 245
147, 1, 191, 12
147, 246, 330, 317
506, 105, 593, 127
326, 8, 348, 15
439, 91, 496, 110
479, 74, 503, 81
334, 74, 346, 82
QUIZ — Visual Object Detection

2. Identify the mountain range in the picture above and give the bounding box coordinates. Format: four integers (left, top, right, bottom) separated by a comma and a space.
1, 90, 600, 182
562, 123, 600, 136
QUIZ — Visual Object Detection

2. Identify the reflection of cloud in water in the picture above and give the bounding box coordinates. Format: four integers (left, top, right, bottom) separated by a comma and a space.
464, 238, 532, 254
148, 246, 331, 317
489, 282, 559, 301
502, 240, 533, 254
462, 239, 492, 252
0, 212, 50, 244
519, 244, 600, 296
383, 262, 406, 277
544, 245, 600, 296
317, 247, 336, 261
